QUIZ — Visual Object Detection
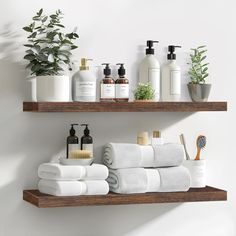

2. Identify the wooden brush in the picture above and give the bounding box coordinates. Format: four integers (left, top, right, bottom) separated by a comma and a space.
69, 150, 92, 159
195, 135, 206, 160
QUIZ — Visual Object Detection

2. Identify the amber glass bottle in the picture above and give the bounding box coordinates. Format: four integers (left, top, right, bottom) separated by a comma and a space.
100, 63, 115, 102
115, 63, 129, 102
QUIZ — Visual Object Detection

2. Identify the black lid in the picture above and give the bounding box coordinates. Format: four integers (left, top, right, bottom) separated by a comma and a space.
116, 63, 125, 77
146, 40, 159, 54
81, 124, 90, 136
167, 45, 181, 60
70, 124, 78, 136
102, 63, 111, 77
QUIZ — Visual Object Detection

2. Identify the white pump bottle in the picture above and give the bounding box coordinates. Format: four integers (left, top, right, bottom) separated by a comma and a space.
161, 45, 181, 101
139, 40, 160, 101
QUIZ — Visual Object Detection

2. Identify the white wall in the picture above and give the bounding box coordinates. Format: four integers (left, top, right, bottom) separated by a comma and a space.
0, 0, 235, 235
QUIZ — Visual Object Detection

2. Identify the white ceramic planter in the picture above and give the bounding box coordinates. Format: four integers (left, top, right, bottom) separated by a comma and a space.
183, 160, 206, 188
36, 75, 69, 102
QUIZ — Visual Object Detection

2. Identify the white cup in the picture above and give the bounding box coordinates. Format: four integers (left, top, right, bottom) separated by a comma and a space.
184, 160, 206, 188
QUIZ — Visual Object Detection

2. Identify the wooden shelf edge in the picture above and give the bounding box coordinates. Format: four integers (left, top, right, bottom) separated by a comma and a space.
23, 101, 227, 112
23, 186, 227, 208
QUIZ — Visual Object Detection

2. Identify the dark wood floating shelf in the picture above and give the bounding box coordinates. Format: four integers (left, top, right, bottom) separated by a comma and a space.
23, 101, 227, 112
23, 186, 227, 208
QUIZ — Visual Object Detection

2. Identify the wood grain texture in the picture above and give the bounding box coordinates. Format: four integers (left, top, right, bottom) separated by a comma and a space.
23, 186, 227, 208
23, 101, 227, 112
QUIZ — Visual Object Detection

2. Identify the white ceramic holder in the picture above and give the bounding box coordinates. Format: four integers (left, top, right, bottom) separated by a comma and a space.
184, 160, 206, 188
36, 75, 70, 102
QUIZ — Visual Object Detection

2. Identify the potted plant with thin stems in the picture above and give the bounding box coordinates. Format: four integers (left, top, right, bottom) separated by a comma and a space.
187, 45, 211, 102
23, 8, 79, 102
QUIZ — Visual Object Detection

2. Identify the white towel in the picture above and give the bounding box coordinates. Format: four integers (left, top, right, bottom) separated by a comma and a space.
107, 166, 190, 194
38, 163, 108, 181
103, 143, 184, 169
38, 179, 109, 196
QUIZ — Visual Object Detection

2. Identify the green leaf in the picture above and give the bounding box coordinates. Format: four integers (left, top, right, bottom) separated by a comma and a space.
201, 56, 207, 61
55, 24, 64, 28
23, 26, 33, 32
38, 8, 43, 16
197, 45, 206, 49
24, 54, 35, 61
28, 32, 37, 38
71, 45, 78, 50
24, 44, 34, 47
42, 16, 48, 22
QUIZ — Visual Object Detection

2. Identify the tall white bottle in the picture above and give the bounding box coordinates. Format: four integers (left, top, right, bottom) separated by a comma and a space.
161, 45, 181, 101
72, 58, 96, 102
139, 40, 160, 101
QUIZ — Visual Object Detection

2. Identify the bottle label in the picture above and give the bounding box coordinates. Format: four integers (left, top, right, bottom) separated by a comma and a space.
115, 84, 129, 99
101, 84, 115, 99
68, 144, 80, 158
76, 82, 96, 97
148, 68, 160, 100
170, 70, 181, 95
82, 144, 93, 157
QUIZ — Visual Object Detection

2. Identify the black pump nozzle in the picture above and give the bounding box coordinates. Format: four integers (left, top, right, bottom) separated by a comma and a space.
167, 45, 181, 60
116, 63, 126, 77
146, 40, 159, 55
70, 124, 78, 136
81, 124, 90, 136
102, 63, 111, 77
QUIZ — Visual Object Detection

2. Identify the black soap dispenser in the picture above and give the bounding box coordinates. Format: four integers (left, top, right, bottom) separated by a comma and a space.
81, 124, 93, 157
67, 124, 79, 159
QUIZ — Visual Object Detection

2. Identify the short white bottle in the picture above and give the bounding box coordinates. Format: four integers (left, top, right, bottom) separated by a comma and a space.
72, 58, 96, 102
139, 40, 160, 101
161, 45, 181, 101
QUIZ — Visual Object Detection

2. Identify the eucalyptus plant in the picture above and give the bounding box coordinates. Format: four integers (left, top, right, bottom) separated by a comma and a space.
23, 8, 79, 76
134, 83, 155, 100
188, 45, 209, 84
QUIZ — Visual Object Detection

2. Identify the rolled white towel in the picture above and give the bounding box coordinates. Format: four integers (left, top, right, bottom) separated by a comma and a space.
152, 144, 184, 167
38, 179, 109, 196
107, 166, 190, 194
38, 163, 108, 181
103, 143, 184, 169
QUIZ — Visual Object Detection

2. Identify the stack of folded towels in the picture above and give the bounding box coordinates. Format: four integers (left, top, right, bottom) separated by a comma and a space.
38, 163, 109, 196
103, 143, 191, 194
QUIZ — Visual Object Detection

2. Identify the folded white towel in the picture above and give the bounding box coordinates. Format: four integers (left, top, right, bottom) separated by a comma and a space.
107, 166, 190, 194
38, 163, 108, 181
38, 179, 109, 196
103, 143, 184, 169
108, 168, 160, 194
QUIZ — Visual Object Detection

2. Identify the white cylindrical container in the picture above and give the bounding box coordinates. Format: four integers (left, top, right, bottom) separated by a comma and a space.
139, 40, 160, 101
36, 75, 69, 102
184, 160, 206, 188
161, 45, 181, 101
161, 61, 181, 101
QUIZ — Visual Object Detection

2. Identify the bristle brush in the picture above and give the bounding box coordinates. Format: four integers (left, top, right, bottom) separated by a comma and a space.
195, 135, 206, 160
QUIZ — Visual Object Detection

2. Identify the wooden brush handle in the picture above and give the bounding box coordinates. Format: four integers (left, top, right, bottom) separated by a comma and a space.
195, 148, 201, 160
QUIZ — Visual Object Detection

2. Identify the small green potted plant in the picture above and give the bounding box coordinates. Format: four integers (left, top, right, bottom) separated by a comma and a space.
133, 83, 155, 102
187, 45, 211, 102
23, 9, 78, 102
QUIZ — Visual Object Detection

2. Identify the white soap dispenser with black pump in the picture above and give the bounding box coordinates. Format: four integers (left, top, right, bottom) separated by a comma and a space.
161, 45, 181, 101
139, 40, 160, 101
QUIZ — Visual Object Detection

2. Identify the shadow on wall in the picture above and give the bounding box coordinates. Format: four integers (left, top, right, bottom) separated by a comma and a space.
0, 24, 193, 236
